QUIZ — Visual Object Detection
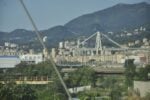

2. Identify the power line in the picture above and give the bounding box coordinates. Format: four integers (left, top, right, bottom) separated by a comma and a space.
18, 0, 72, 99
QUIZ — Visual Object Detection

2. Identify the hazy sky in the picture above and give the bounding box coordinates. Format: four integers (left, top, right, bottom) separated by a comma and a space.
0, 0, 149, 32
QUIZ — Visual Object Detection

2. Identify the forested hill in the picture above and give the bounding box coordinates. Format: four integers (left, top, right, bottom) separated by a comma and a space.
0, 2, 150, 49
65, 2, 150, 35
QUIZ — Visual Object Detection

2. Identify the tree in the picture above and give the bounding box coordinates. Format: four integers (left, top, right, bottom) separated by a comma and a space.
136, 65, 150, 81
13, 84, 37, 100
68, 67, 96, 88
0, 82, 37, 100
0, 82, 15, 100
127, 89, 141, 100
0, 61, 69, 100
110, 86, 122, 100
124, 59, 136, 87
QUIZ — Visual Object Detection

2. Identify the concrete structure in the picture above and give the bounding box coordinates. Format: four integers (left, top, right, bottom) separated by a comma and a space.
126, 33, 132, 36
20, 53, 43, 64
0, 49, 26, 56
64, 41, 69, 49
4, 42, 18, 48
51, 48, 56, 59
0, 56, 21, 68
43, 36, 47, 42
59, 42, 63, 49
68, 85, 91, 93
134, 81, 150, 97
135, 40, 140, 45
143, 38, 148, 43
128, 42, 135, 47
4, 42, 10, 47
10, 43, 17, 48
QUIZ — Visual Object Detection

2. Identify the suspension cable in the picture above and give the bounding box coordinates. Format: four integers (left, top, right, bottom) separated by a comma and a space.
80, 32, 97, 45
18, 0, 72, 99
101, 33, 123, 48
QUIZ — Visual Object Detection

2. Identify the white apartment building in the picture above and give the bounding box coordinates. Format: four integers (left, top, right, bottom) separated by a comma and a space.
19, 53, 43, 64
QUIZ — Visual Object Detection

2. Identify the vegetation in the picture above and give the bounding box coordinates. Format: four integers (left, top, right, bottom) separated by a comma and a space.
0, 82, 37, 100
124, 59, 136, 87
0, 61, 150, 100
0, 61, 68, 100
136, 65, 150, 81
67, 67, 96, 87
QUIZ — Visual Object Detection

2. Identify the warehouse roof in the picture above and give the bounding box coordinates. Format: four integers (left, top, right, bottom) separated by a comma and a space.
0, 56, 19, 58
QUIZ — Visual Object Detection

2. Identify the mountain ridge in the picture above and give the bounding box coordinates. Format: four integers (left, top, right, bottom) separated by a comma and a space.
0, 2, 150, 49
65, 2, 150, 35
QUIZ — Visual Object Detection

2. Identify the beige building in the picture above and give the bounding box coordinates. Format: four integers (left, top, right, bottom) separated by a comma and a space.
62, 53, 125, 64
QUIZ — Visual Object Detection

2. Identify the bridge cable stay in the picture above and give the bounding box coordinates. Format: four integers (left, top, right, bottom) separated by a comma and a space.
77, 31, 149, 51
101, 33, 125, 48
80, 32, 97, 45
18, 0, 72, 99
78, 31, 123, 49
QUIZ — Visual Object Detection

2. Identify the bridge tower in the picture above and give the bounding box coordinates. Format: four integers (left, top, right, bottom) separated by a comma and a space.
95, 31, 103, 55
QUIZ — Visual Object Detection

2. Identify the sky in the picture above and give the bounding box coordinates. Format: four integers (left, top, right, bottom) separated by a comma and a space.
0, 0, 149, 32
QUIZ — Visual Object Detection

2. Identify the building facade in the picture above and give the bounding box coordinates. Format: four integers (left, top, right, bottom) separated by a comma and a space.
19, 53, 43, 64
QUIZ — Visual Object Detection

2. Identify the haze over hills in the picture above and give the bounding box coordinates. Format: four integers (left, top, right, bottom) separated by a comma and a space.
0, 2, 150, 49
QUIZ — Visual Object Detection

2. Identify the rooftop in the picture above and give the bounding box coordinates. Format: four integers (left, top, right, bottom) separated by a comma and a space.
0, 56, 19, 58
